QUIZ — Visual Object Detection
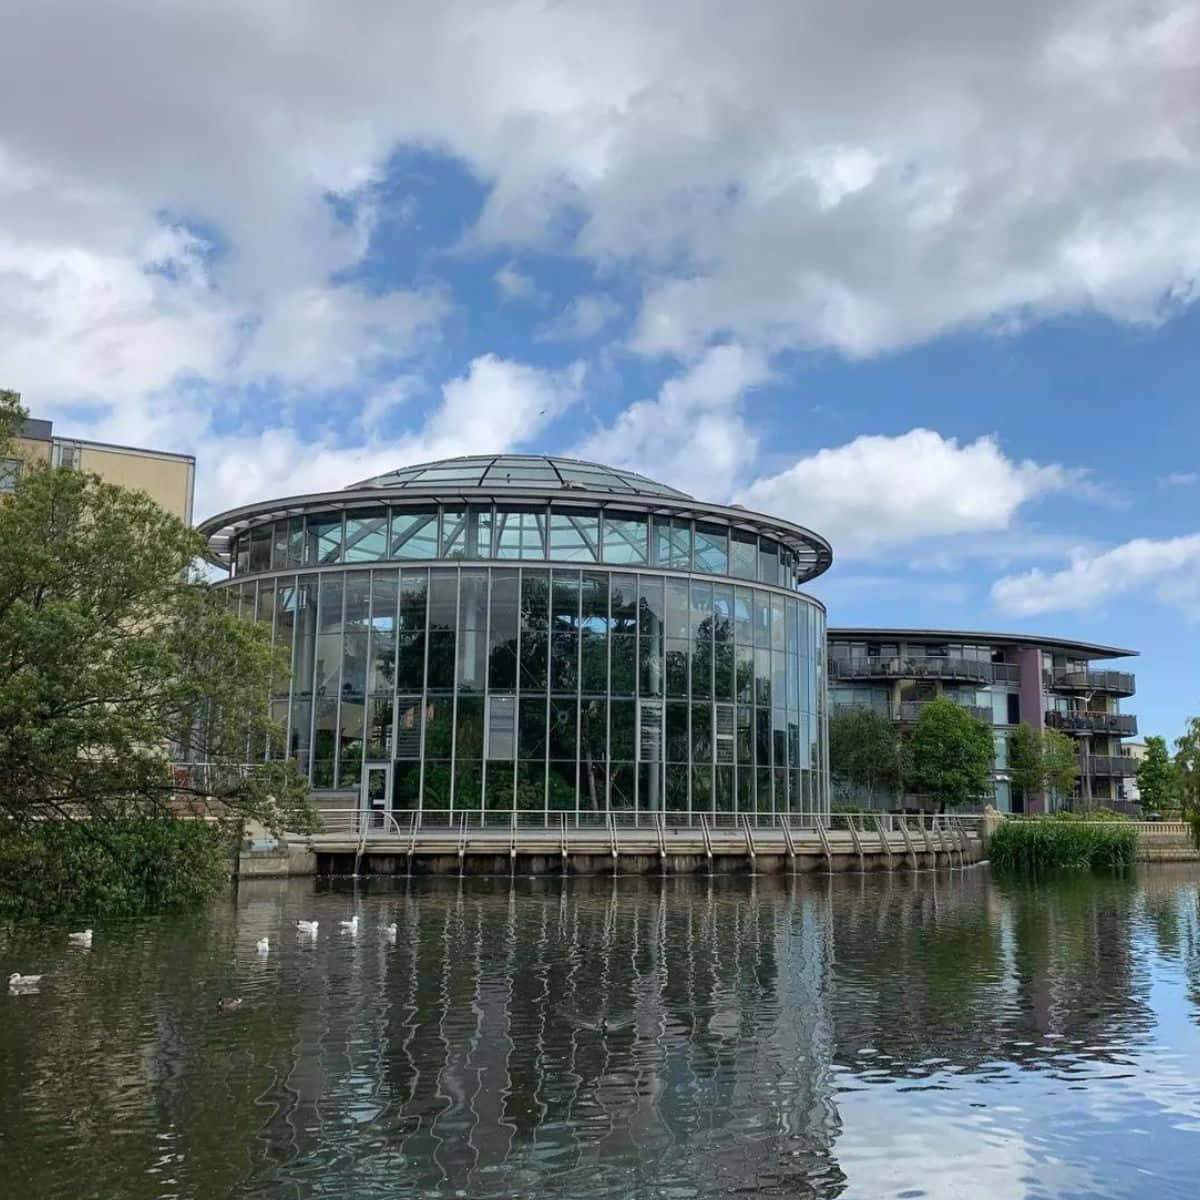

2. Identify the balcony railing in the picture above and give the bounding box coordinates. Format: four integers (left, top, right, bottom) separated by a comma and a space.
1047, 669, 1136, 697
899, 701, 992, 725
1046, 711, 1138, 736
1080, 754, 1138, 778
831, 656, 1006, 685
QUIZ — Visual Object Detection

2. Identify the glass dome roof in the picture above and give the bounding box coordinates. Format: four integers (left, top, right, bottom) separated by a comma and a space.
346, 454, 692, 499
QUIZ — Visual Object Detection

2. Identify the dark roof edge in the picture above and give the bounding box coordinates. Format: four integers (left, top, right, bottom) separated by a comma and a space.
827, 627, 1138, 660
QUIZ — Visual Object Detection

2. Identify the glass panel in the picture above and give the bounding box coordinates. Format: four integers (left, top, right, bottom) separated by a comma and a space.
693, 522, 728, 574
368, 570, 398, 693
665, 580, 690, 639
393, 696, 422, 758
234, 535, 249, 577
519, 696, 548, 759
423, 763, 451, 810
292, 578, 318, 698
488, 569, 519, 689
758, 539, 779, 584
484, 760, 514, 810
548, 509, 599, 562
341, 631, 367, 699
427, 568, 458, 631
731, 530, 757, 580
337, 699, 364, 788
602, 512, 648, 564
287, 518, 304, 568
516, 762, 545, 811
654, 518, 692, 569
367, 698, 393, 757
427, 632, 456, 690
393, 761, 421, 808
249, 525, 272, 573
519, 570, 549, 690
549, 698, 577, 760
610, 634, 636, 696
344, 573, 371, 630
666, 702, 689, 762
754, 589, 771, 648
344, 509, 388, 562
424, 695, 453, 760
390, 507, 438, 559
610, 699, 636, 760
692, 765, 713, 812
271, 522, 289, 570
440, 508, 466, 558
273, 579, 297, 695
289, 699, 312, 755
609, 763, 635, 810
314, 575, 343, 698
665, 640, 689, 697
455, 760, 483, 810
692, 702, 712, 762
307, 515, 343, 565
547, 759, 576, 810
486, 694, 517, 759
665, 764, 689, 811
495, 507, 547, 559
456, 695, 485, 762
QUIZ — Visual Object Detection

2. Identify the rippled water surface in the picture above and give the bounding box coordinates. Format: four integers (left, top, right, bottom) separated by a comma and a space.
4, 867, 1200, 1198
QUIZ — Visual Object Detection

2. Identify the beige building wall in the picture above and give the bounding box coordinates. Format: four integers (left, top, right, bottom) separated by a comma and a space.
3, 416, 195, 524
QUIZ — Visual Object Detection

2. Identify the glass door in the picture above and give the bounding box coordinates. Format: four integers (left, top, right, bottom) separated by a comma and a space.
362, 762, 392, 830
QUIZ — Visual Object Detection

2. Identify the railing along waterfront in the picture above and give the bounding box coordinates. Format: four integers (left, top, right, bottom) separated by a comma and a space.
309, 808, 985, 838
1046, 711, 1138, 736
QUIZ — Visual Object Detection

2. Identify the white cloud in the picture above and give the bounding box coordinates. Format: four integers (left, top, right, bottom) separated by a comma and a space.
739, 429, 1077, 556
494, 263, 543, 302
573, 343, 771, 498
193, 353, 586, 518
1158, 471, 1198, 488
538, 293, 622, 340
991, 532, 1200, 618
1, 0, 1197, 432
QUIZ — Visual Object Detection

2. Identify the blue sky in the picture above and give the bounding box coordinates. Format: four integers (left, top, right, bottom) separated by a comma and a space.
2, 0, 1198, 741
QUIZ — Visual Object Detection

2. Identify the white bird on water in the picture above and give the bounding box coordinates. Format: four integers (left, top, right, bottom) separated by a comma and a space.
296, 920, 319, 936
384, 923, 398, 941
9, 972, 43, 993
339, 915, 359, 934
68, 929, 93, 947
256, 937, 270, 955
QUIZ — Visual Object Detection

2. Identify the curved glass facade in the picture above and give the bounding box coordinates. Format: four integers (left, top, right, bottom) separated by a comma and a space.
229, 502, 818, 592
207, 455, 831, 816
224, 564, 827, 814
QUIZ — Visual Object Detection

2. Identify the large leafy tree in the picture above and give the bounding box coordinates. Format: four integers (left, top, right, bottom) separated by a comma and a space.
1136, 734, 1176, 814
829, 706, 902, 806
0, 389, 313, 833
1008, 722, 1080, 810
905, 697, 994, 811
1173, 718, 1200, 819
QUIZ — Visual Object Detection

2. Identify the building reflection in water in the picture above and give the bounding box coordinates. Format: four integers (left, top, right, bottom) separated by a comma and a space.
5, 869, 1200, 1199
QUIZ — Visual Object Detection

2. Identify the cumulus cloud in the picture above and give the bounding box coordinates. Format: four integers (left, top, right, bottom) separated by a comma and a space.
195, 353, 585, 517
494, 263, 543, 302
739, 430, 1078, 556
991, 532, 1200, 618
1158, 471, 1198, 488
573, 343, 772, 498
2, 0, 1198, 416
538, 293, 622, 341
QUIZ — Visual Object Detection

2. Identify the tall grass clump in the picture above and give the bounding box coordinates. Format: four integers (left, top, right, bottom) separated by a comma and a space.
990, 819, 1138, 874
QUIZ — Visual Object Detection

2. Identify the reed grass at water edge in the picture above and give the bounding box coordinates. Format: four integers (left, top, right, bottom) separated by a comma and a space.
989, 818, 1138, 873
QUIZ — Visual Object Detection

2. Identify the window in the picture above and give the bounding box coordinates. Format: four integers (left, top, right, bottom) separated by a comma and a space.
344, 510, 388, 562
495, 507, 547, 559
693, 523, 728, 574
390, 507, 438, 559
730, 531, 757, 580
654, 518, 692, 569
2, 455, 27, 491
601, 512, 648, 564
548, 509, 600, 561
56, 443, 81, 470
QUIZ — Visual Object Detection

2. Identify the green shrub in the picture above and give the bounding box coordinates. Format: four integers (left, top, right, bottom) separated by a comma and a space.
0, 818, 235, 919
990, 818, 1138, 873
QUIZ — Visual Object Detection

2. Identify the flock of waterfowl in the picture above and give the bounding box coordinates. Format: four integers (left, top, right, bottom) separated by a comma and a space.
6, 914, 400, 1009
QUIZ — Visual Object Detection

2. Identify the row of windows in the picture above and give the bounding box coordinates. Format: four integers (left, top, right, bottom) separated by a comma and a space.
233, 567, 825, 711
230, 504, 810, 589
829, 684, 1022, 726
829, 641, 1003, 664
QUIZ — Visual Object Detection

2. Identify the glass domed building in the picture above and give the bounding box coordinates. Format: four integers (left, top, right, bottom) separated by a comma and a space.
200, 454, 833, 818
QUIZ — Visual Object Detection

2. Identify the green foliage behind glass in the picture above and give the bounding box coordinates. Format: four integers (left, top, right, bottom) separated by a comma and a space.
989, 819, 1137, 874
0, 818, 234, 919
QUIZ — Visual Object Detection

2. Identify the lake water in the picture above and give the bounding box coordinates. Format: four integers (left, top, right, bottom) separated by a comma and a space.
3, 867, 1200, 1199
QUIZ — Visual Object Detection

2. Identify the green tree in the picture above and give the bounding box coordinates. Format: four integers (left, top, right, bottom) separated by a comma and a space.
905, 697, 994, 811
1008, 722, 1043, 809
828, 706, 902, 806
1007, 722, 1079, 811
1043, 729, 1080, 803
1174, 718, 1200, 818
0, 390, 314, 836
1135, 735, 1175, 815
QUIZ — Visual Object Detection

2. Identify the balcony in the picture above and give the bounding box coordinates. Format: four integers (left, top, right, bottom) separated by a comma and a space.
1047, 668, 1136, 697
899, 701, 992, 725
831, 655, 998, 685
1081, 754, 1138, 778
1046, 711, 1138, 736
